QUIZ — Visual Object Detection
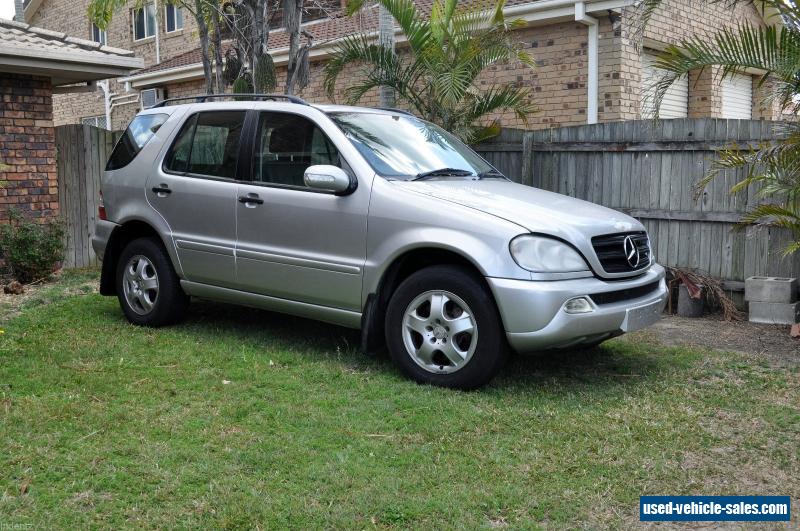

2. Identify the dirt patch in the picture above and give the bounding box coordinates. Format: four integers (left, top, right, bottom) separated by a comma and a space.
0, 270, 99, 323
0, 281, 51, 323
631, 314, 799, 366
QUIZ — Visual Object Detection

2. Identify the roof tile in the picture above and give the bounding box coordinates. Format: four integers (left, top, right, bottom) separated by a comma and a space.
0, 17, 137, 60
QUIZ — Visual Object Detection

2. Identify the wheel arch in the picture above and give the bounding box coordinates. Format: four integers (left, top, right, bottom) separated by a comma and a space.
99, 220, 176, 296
360, 246, 491, 355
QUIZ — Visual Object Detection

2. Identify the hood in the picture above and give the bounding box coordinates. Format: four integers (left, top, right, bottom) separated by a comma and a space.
392, 178, 648, 279
392, 179, 643, 239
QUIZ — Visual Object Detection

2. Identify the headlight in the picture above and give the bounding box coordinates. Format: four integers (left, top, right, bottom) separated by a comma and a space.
509, 235, 589, 273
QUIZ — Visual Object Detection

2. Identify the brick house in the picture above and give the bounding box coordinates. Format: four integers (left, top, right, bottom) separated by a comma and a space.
0, 18, 142, 220
24, 0, 783, 131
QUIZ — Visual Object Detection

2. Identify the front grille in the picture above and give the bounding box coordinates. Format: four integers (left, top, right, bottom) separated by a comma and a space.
589, 281, 660, 306
591, 231, 651, 274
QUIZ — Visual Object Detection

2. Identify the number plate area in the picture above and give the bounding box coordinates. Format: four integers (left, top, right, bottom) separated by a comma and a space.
621, 298, 664, 332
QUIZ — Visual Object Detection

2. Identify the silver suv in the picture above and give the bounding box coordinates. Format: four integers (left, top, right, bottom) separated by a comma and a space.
93, 95, 667, 389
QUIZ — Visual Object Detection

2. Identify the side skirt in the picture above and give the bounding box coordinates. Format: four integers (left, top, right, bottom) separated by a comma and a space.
181, 281, 363, 329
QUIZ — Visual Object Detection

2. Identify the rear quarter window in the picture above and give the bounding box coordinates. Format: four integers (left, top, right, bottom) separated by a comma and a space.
106, 113, 169, 171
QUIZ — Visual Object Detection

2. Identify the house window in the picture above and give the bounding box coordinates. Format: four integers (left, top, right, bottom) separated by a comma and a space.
165, 3, 184, 33
133, 3, 157, 40
721, 73, 753, 119
91, 23, 107, 45
81, 115, 108, 130
641, 51, 688, 119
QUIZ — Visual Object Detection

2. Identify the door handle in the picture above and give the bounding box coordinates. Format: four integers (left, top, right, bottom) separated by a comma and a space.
238, 194, 264, 205
152, 185, 172, 196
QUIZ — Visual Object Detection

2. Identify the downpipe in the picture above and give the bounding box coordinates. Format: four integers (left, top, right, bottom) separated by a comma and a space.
574, 2, 599, 124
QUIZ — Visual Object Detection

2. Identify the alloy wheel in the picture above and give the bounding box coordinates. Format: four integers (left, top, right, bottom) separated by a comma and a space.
122, 254, 159, 315
401, 290, 478, 374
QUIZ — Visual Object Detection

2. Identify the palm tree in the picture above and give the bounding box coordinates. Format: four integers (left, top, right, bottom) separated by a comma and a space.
647, 0, 800, 254
323, 0, 536, 143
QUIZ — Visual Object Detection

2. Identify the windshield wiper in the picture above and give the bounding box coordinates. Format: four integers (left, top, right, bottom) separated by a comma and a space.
412, 168, 475, 180
477, 169, 504, 179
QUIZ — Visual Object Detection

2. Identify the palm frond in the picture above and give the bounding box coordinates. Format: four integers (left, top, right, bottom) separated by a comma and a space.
450, 84, 535, 142
323, 35, 429, 112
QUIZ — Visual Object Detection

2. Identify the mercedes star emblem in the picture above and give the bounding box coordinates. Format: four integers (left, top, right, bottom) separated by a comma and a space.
623, 235, 640, 268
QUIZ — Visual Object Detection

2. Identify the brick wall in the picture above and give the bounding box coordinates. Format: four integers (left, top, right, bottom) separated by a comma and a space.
0, 74, 58, 221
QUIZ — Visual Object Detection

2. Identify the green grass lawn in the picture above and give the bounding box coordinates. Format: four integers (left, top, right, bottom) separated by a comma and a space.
1, 270, 797, 529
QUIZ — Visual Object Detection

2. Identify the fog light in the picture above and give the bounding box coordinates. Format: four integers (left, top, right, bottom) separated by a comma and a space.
564, 297, 594, 314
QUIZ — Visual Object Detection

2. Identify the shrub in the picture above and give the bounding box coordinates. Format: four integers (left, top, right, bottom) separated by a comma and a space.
232, 75, 254, 100
0, 209, 66, 283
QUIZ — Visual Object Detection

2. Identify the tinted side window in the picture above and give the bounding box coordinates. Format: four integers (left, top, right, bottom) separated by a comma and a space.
253, 112, 340, 188
106, 113, 168, 170
163, 114, 196, 173
164, 111, 245, 179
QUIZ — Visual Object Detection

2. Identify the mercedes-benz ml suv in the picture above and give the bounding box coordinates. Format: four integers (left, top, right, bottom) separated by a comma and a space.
93, 95, 667, 389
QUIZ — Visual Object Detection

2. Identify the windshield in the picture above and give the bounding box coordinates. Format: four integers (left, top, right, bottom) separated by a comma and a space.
328, 112, 498, 179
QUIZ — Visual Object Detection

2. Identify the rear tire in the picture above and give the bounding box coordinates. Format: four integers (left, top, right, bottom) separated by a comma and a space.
116, 237, 189, 327
385, 265, 508, 390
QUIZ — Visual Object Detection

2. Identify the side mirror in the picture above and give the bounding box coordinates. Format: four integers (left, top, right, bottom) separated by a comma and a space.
304, 165, 354, 195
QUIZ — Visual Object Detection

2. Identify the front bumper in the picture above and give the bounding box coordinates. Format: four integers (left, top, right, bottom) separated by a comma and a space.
488, 264, 668, 353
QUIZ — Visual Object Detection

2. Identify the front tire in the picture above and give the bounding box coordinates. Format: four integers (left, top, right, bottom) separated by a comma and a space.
385, 265, 508, 390
116, 237, 189, 327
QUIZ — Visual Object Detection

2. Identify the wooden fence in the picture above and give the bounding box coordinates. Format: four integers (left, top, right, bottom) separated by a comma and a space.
55, 120, 800, 288
55, 124, 116, 268
475, 119, 800, 291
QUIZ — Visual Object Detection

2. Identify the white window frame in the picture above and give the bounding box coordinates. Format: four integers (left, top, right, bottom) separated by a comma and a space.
91, 23, 107, 45
133, 3, 157, 41
164, 3, 184, 33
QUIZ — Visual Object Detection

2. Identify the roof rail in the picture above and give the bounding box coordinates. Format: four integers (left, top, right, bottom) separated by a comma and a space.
374, 107, 415, 116
149, 93, 309, 108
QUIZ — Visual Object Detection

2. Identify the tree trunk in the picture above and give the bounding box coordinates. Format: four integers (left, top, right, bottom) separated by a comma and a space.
377, 4, 395, 107
194, 0, 214, 94
211, 7, 225, 94
252, 0, 268, 74
284, 0, 303, 95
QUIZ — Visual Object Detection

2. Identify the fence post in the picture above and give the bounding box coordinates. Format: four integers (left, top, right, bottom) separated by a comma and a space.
521, 131, 534, 187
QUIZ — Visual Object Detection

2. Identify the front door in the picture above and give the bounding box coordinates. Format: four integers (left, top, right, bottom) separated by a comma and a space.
147, 110, 247, 288
234, 111, 369, 311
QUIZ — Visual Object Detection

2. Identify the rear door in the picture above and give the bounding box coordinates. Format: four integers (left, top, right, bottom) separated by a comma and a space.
233, 110, 370, 311
147, 109, 247, 288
